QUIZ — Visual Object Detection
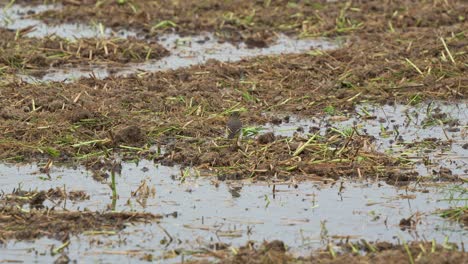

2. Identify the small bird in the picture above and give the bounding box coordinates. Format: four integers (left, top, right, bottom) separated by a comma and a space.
227, 111, 242, 139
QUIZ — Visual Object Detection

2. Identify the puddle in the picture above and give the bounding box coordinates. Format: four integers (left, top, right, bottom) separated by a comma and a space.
262, 101, 468, 178
28, 32, 337, 82
0, 4, 134, 38
0, 160, 465, 263
1, 4, 338, 82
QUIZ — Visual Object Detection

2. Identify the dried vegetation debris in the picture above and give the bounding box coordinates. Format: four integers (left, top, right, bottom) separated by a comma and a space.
0, 206, 160, 242
0, 187, 160, 242
0, 187, 89, 208
307, 241, 468, 264
24, 0, 468, 44
438, 207, 468, 227
188, 240, 468, 264
159, 132, 401, 181
0, 27, 169, 73
0, 0, 466, 182
0, 26, 465, 173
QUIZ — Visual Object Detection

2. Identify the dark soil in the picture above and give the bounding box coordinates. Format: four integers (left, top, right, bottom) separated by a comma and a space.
188, 240, 468, 264
0, 206, 160, 242
23, 0, 468, 45
0, 27, 169, 75
0, 2, 466, 262
1, 187, 89, 208
159, 133, 402, 181
0, 0, 466, 182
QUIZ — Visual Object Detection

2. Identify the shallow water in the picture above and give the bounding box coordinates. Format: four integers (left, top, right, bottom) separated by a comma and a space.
31, 32, 337, 82
0, 4, 134, 38
0, 160, 465, 263
1, 4, 338, 83
263, 101, 468, 178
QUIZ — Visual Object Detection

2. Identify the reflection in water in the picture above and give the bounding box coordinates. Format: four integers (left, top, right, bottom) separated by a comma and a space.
0, 160, 465, 263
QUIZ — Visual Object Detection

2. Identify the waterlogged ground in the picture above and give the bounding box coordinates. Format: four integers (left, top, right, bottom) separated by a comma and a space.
0, 1, 467, 263
262, 101, 468, 179
0, 160, 466, 263
0, 4, 338, 82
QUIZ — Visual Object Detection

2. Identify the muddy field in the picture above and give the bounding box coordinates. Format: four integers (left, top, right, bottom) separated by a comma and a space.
0, 0, 467, 263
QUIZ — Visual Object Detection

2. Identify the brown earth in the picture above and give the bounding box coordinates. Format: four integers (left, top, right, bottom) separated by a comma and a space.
0, 28, 465, 179
0, 187, 89, 208
0, 27, 169, 75
0, 2, 466, 262
0, 188, 161, 242
0, 1, 466, 182
0, 206, 160, 242
17, 0, 468, 45
187, 240, 468, 264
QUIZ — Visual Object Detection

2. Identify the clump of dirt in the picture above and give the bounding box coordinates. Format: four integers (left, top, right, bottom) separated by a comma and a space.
0, 206, 161, 242
384, 170, 420, 186
113, 125, 146, 145
227, 240, 291, 264
68, 107, 95, 122
0, 28, 169, 74
257, 132, 275, 144
1, 187, 90, 208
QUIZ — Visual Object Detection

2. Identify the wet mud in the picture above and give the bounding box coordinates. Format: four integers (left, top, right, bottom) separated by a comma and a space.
262, 101, 467, 180
0, 161, 465, 263
210, 240, 468, 264
0, 0, 467, 263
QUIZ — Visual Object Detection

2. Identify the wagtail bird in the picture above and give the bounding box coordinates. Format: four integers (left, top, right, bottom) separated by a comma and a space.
227, 111, 242, 139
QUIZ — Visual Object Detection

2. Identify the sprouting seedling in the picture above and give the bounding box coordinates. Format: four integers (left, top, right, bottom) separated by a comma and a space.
5, 0, 16, 10
110, 169, 117, 210
328, 243, 336, 259
440, 37, 456, 65
407, 93, 422, 106
320, 220, 329, 242
330, 127, 353, 138
109, 153, 121, 211
324, 105, 335, 115
242, 126, 263, 138
402, 238, 415, 264
359, 106, 372, 117
98, 23, 105, 36
180, 167, 190, 183
379, 124, 391, 138
1, 0, 17, 26
307, 49, 324, 56
264, 194, 270, 208
392, 124, 400, 140
223, 106, 247, 116
152, 20, 177, 31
